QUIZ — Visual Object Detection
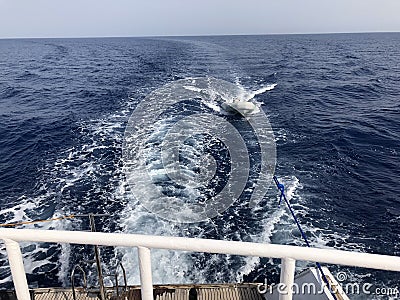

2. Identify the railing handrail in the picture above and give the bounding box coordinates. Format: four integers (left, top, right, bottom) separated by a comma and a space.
1, 228, 399, 272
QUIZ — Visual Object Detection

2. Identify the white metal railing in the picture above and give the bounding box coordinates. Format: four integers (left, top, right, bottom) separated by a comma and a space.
1, 228, 400, 300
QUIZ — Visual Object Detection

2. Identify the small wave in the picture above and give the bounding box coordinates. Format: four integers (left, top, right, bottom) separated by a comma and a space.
16, 71, 40, 81
0, 86, 22, 99
351, 66, 375, 76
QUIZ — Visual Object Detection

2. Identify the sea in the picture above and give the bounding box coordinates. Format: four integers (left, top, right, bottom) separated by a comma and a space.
0, 33, 399, 299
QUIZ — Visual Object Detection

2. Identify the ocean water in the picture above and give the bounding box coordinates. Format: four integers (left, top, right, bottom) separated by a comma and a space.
0, 33, 399, 298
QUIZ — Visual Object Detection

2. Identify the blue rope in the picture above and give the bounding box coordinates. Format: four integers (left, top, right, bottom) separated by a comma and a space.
273, 175, 338, 300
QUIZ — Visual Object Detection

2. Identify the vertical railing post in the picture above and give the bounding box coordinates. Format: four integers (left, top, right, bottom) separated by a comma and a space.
4, 239, 31, 300
89, 214, 106, 300
137, 246, 153, 300
279, 258, 296, 300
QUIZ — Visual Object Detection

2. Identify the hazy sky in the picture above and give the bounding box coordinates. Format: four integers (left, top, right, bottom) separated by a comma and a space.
1, 0, 400, 38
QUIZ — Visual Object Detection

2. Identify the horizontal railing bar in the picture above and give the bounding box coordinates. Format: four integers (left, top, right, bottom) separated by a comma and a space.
0, 228, 399, 272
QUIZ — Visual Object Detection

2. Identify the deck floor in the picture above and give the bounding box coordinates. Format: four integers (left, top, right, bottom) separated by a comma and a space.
1, 284, 264, 300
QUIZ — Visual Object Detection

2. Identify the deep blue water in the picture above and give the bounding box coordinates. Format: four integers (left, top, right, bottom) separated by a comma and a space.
0, 33, 399, 298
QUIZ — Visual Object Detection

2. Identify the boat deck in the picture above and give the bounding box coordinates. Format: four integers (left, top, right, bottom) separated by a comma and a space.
0, 283, 265, 300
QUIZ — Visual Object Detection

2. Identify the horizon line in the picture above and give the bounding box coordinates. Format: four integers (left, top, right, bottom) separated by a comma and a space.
0, 30, 399, 40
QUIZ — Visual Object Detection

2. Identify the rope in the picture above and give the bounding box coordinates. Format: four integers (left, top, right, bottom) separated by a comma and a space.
0, 215, 76, 227
273, 175, 338, 300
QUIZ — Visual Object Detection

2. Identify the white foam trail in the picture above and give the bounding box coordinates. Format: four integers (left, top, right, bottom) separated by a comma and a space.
203, 100, 222, 112
227, 83, 277, 104
183, 85, 203, 93
0, 200, 36, 224
254, 84, 277, 95
242, 84, 277, 101
116, 79, 282, 284
114, 193, 195, 284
